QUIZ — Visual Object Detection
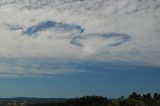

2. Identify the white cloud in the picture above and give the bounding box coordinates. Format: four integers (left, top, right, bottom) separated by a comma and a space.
0, 0, 160, 76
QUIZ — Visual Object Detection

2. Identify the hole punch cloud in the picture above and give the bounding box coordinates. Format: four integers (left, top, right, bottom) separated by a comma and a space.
24, 21, 85, 36
71, 33, 130, 48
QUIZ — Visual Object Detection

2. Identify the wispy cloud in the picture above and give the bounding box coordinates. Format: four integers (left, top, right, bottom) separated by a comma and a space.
1, 57, 159, 77
0, 58, 86, 77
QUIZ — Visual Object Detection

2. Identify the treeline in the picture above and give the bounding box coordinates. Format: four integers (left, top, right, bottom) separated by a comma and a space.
66, 96, 108, 106
29, 96, 108, 106
29, 92, 160, 106
116, 92, 160, 106
128, 92, 160, 100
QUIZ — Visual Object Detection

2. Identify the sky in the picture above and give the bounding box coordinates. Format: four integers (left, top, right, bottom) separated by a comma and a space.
0, 0, 160, 98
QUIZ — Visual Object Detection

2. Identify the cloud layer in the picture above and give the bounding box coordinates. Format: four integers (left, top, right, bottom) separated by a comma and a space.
0, 0, 160, 76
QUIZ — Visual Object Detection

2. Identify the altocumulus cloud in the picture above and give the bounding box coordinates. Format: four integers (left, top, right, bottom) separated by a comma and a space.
0, 0, 160, 77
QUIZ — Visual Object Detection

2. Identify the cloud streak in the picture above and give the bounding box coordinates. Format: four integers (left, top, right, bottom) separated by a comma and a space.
0, 58, 86, 77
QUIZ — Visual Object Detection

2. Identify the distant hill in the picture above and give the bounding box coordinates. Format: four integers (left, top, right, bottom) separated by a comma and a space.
0, 98, 66, 106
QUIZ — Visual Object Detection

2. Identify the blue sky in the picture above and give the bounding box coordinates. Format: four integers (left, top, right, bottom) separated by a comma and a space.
0, 0, 160, 98
0, 62, 160, 98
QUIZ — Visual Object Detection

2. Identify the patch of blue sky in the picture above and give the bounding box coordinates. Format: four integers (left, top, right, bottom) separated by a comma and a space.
0, 57, 160, 97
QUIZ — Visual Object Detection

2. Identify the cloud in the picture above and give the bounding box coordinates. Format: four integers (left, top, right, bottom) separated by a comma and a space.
0, 0, 160, 76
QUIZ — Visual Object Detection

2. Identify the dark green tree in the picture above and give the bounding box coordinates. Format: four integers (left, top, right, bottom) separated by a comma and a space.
129, 92, 139, 99
153, 93, 159, 100
66, 96, 108, 106
143, 93, 152, 99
